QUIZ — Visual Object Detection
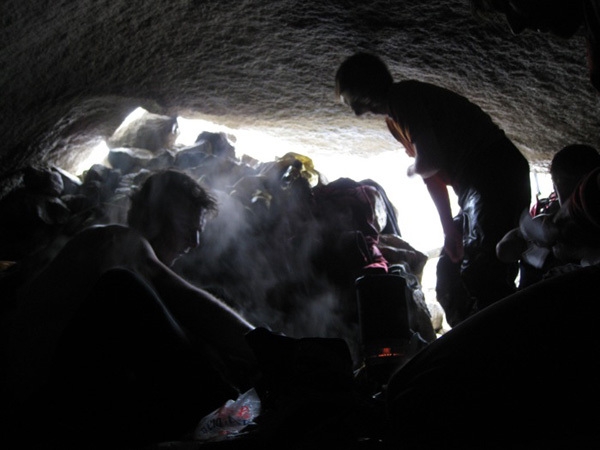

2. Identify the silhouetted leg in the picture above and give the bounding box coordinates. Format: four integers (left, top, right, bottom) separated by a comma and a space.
460, 184, 522, 312
435, 214, 475, 327
435, 249, 475, 327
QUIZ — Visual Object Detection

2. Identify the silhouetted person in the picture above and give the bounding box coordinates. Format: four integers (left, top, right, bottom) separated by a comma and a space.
384, 166, 600, 450
551, 143, 600, 205
0, 169, 258, 448
335, 52, 531, 323
548, 165, 600, 266
497, 144, 600, 287
4, 166, 598, 450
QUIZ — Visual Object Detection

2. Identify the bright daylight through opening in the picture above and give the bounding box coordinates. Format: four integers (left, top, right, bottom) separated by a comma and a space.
77, 108, 555, 305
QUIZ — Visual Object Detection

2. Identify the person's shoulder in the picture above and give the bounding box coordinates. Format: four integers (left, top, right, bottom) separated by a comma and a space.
75, 223, 136, 239
69, 223, 128, 244
389, 80, 426, 106
397, 80, 469, 105
396, 79, 440, 91
45, 223, 163, 281
392, 80, 448, 103
64, 224, 150, 259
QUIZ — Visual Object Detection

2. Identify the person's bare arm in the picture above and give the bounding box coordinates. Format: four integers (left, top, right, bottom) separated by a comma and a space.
424, 174, 463, 262
138, 241, 258, 386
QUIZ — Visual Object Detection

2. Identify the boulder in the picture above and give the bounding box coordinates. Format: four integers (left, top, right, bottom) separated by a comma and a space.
52, 166, 82, 196
173, 142, 212, 169
194, 131, 236, 159
23, 165, 64, 197
107, 108, 178, 153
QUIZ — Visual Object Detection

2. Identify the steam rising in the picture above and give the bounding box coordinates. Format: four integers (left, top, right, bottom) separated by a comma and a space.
174, 169, 364, 359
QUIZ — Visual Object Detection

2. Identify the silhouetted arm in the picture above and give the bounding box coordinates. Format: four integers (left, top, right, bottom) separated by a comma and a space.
424, 174, 463, 262
137, 239, 259, 389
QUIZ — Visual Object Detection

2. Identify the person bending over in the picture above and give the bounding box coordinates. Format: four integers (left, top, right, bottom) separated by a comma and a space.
0, 168, 259, 448
335, 52, 531, 323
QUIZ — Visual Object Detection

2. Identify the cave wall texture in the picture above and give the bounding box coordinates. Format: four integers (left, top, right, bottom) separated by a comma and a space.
2, 0, 600, 181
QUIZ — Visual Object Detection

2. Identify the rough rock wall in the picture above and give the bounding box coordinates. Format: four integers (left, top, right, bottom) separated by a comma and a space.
1, 0, 599, 179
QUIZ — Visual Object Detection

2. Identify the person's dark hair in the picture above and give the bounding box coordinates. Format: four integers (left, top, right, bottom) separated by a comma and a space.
335, 52, 393, 101
127, 169, 217, 231
550, 144, 600, 183
550, 144, 600, 206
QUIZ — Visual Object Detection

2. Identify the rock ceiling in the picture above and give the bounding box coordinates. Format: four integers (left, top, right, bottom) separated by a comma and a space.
2, 0, 599, 181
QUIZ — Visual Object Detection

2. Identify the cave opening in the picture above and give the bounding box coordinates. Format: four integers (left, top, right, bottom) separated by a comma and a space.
56, 104, 555, 324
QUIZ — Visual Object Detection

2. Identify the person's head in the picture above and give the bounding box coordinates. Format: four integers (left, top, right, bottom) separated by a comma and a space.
552, 166, 600, 264
550, 144, 600, 205
470, 0, 583, 38
335, 52, 393, 116
127, 169, 218, 266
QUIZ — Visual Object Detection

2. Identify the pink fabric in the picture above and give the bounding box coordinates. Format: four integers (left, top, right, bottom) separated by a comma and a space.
313, 178, 389, 272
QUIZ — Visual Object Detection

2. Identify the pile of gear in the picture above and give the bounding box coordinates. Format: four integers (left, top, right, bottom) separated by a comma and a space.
0, 109, 438, 363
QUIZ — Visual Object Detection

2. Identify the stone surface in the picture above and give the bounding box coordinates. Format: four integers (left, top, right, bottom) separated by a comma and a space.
1, 0, 598, 180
